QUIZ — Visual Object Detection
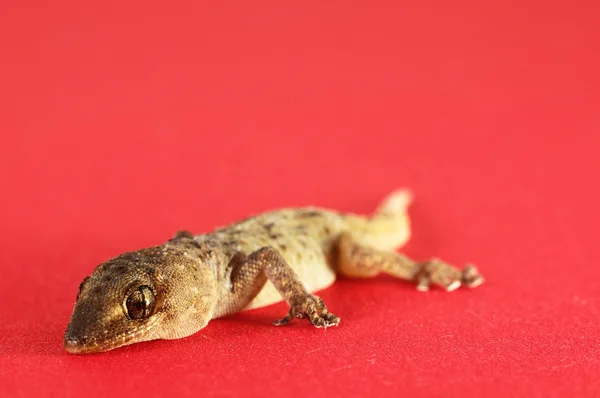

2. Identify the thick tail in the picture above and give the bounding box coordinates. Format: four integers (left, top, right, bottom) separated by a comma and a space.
343, 189, 413, 251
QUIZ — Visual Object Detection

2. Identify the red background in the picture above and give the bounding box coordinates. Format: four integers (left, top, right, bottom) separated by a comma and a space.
1, 1, 599, 397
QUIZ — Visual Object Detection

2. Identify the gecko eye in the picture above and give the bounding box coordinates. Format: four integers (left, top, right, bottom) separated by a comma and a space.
125, 286, 156, 320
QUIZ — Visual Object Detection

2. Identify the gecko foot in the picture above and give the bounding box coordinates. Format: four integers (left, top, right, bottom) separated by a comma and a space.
462, 264, 484, 288
416, 259, 484, 292
273, 294, 340, 328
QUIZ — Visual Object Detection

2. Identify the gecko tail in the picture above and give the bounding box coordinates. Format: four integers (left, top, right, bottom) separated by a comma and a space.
375, 188, 414, 218
344, 189, 413, 251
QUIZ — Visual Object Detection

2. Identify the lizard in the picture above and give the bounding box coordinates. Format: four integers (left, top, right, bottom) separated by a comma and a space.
64, 189, 484, 354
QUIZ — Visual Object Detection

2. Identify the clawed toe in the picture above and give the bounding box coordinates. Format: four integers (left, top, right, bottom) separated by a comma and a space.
445, 280, 461, 292
273, 294, 340, 328
311, 312, 340, 328
416, 260, 483, 291
273, 314, 292, 326
462, 265, 484, 288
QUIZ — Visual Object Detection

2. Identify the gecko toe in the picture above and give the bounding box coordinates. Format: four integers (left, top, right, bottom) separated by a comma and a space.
273, 314, 292, 326
309, 313, 340, 328
321, 313, 340, 328
462, 264, 484, 288
275, 293, 339, 328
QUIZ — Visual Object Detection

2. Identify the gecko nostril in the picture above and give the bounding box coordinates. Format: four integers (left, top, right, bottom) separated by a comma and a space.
64, 337, 82, 353
64, 335, 87, 347
64, 335, 93, 354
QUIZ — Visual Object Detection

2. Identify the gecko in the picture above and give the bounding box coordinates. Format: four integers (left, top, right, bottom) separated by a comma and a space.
64, 189, 484, 354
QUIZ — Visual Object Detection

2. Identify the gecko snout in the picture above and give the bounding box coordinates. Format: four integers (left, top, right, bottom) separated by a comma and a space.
63, 336, 86, 354
63, 330, 97, 354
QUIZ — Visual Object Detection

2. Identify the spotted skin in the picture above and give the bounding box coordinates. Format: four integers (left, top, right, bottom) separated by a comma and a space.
64, 189, 484, 354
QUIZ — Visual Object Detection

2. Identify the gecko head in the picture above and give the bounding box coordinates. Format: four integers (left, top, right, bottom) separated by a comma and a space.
64, 243, 218, 354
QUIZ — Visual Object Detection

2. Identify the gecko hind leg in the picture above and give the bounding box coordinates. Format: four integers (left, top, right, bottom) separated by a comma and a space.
224, 247, 340, 328
337, 232, 484, 291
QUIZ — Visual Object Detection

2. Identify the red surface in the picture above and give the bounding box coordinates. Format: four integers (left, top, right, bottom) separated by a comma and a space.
1, 0, 599, 397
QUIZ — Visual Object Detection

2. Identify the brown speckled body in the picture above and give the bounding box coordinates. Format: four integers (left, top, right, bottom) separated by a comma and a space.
203, 208, 346, 314
64, 190, 484, 354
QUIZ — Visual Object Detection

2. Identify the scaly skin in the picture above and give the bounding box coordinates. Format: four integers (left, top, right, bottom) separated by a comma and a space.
64, 189, 484, 354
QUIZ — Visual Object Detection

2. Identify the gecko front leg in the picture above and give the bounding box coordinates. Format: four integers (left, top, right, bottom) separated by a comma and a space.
218, 247, 340, 328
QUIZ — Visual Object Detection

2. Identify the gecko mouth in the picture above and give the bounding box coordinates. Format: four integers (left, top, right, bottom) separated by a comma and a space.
64, 330, 158, 354
64, 336, 110, 354
64, 316, 160, 354
63, 335, 132, 354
